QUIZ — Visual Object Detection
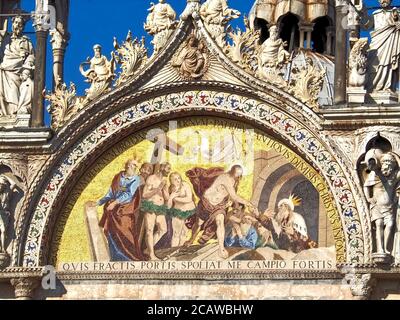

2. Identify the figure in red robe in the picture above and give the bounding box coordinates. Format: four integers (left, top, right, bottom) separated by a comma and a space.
98, 159, 144, 261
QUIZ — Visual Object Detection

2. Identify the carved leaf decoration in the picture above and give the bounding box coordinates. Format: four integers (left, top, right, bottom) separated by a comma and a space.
114, 33, 148, 86
46, 82, 84, 131
226, 24, 260, 74
289, 61, 326, 110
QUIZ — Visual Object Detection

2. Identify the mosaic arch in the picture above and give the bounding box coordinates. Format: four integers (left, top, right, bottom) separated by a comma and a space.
21, 90, 366, 267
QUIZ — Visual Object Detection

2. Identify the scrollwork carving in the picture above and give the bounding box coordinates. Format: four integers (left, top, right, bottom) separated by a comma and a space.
113, 32, 148, 86
45, 81, 84, 131
226, 16, 260, 74
289, 57, 325, 110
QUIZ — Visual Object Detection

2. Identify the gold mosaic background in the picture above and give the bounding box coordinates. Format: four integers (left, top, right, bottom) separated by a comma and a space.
51, 117, 337, 264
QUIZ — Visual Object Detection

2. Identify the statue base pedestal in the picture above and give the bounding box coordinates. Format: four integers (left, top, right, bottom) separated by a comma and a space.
0, 127, 52, 145
347, 87, 366, 104
372, 252, 392, 265
0, 114, 31, 129
369, 91, 399, 105
0, 252, 10, 270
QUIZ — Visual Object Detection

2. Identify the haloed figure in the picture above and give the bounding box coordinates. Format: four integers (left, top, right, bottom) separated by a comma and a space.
167, 172, 196, 247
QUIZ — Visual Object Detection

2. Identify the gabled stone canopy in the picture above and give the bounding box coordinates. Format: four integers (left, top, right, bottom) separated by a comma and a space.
14, 4, 373, 270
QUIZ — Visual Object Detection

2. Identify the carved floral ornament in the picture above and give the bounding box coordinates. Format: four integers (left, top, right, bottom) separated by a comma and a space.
45, 0, 327, 132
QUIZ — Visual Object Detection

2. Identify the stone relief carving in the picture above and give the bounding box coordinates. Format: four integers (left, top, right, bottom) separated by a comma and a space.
0, 171, 23, 270
367, 0, 400, 93
0, 16, 35, 119
361, 147, 400, 263
113, 32, 148, 86
226, 16, 260, 74
200, 0, 241, 47
144, 0, 178, 54
79, 44, 116, 105
289, 57, 326, 110
171, 33, 209, 80
256, 25, 290, 87
349, 38, 369, 88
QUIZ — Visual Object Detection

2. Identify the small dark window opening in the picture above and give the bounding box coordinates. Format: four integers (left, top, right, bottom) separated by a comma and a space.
253, 18, 269, 44
278, 14, 300, 52
312, 16, 331, 54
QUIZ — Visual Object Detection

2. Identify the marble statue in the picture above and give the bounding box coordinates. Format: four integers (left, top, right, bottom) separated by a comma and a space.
349, 38, 369, 87
368, 0, 400, 92
363, 149, 400, 261
200, 0, 241, 46
172, 34, 209, 79
0, 16, 35, 117
144, 0, 178, 54
257, 25, 290, 84
80, 44, 115, 103
259, 25, 290, 70
17, 68, 34, 115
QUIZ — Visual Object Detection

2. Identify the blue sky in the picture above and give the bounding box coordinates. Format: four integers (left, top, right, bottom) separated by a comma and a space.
18, 0, 389, 124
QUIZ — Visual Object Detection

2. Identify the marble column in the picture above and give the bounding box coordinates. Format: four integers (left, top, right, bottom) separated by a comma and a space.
326, 26, 335, 55
32, 24, 49, 128
299, 23, 314, 49
50, 29, 68, 88
334, 0, 348, 105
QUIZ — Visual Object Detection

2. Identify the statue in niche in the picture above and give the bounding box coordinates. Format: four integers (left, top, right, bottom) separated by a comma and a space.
367, 0, 400, 92
80, 44, 115, 104
363, 148, 400, 262
172, 34, 209, 80
0, 172, 22, 269
0, 16, 34, 117
144, 0, 178, 54
200, 0, 240, 46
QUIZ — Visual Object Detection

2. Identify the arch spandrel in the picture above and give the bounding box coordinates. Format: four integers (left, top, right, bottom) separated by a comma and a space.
20, 89, 367, 268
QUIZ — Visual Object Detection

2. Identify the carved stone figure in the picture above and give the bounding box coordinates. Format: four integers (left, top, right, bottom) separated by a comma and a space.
0, 16, 34, 117
368, 0, 400, 93
144, 0, 178, 54
257, 25, 290, 85
363, 149, 400, 262
80, 44, 115, 104
349, 38, 369, 87
172, 34, 209, 80
200, 0, 241, 46
0, 173, 19, 269
113, 31, 148, 86
17, 69, 34, 115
